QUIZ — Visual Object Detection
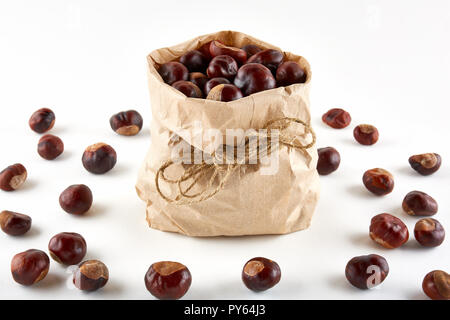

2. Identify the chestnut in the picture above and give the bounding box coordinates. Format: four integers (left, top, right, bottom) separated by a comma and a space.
414, 218, 445, 247
11, 249, 50, 286
402, 191, 438, 216
204, 77, 230, 95
353, 124, 379, 145
59, 184, 93, 215
409, 153, 441, 176
362, 168, 394, 196
276, 61, 307, 86
206, 84, 243, 102
317, 147, 340, 175
82, 143, 117, 174
198, 42, 213, 60
179, 50, 209, 72
0, 163, 27, 191
242, 257, 281, 292
234, 63, 276, 96
422, 270, 449, 300
37, 134, 64, 160
49, 232, 87, 265
29, 108, 55, 133
369, 213, 409, 249
241, 44, 262, 58
247, 49, 284, 74
209, 41, 247, 65
207, 55, 238, 80
145, 261, 192, 300
172, 80, 203, 98
158, 61, 188, 85
322, 108, 351, 129
0, 210, 32, 236
109, 110, 143, 136
345, 254, 389, 289
189, 72, 208, 92
73, 260, 109, 291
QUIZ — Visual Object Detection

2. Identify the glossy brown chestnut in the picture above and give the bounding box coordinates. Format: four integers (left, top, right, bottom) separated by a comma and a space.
369, 213, 409, 249
158, 61, 189, 85
247, 49, 284, 74
0, 163, 27, 191
11, 249, 50, 286
0, 210, 32, 236
276, 61, 307, 86
242, 257, 281, 292
317, 147, 340, 175
145, 261, 192, 300
241, 44, 262, 58
73, 260, 109, 291
204, 77, 230, 95
206, 84, 243, 102
414, 218, 445, 247
402, 191, 438, 216
37, 134, 64, 160
109, 110, 143, 136
353, 124, 379, 145
207, 55, 238, 80
189, 72, 208, 92
322, 108, 351, 129
345, 254, 389, 289
29, 108, 55, 133
362, 168, 394, 196
198, 42, 213, 60
209, 41, 247, 65
234, 63, 276, 96
59, 184, 93, 215
172, 80, 203, 98
422, 270, 449, 300
409, 153, 441, 176
82, 143, 117, 174
179, 50, 209, 72
49, 232, 87, 265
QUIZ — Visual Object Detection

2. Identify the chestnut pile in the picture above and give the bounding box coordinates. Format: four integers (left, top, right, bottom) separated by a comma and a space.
158, 40, 307, 102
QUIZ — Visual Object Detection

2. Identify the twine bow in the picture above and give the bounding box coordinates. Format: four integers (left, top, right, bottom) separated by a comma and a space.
155, 117, 316, 205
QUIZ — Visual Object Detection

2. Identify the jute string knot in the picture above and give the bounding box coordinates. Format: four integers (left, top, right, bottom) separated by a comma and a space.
155, 117, 316, 205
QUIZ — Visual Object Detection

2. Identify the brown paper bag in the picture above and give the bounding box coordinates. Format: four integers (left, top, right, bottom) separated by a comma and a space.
136, 30, 320, 237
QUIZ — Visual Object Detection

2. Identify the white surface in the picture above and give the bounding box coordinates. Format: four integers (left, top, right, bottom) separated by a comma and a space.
0, 0, 449, 300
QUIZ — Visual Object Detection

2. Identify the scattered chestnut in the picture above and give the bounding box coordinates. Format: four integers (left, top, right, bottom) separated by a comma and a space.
409, 153, 441, 176
241, 44, 262, 58
189, 72, 208, 92
247, 49, 284, 74
49, 232, 87, 265
179, 50, 209, 72
317, 147, 340, 175
362, 168, 394, 196
158, 61, 188, 85
0, 163, 27, 191
207, 55, 238, 80
242, 257, 281, 292
59, 184, 93, 215
276, 61, 306, 86
0, 210, 32, 236
402, 191, 438, 216
209, 41, 247, 65
37, 134, 64, 160
234, 63, 276, 96
109, 110, 143, 136
353, 124, 379, 145
11, 249, 50, 286
345, 254, 389, 289
204, 77, 230, 95
82, 143, 117, 174
73, 260, 109, 291
322, 108, 351, 129
172, 80, 203, 98
206, 84, 243, 102
29, 108, 55, 133
145, 261, 192, 300
414, 218, 445, 247
369, 213, 409, 249
422, 270, 449, 300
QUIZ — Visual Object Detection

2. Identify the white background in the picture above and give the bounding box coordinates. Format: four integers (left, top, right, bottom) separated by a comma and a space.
0, 0, 449, 300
